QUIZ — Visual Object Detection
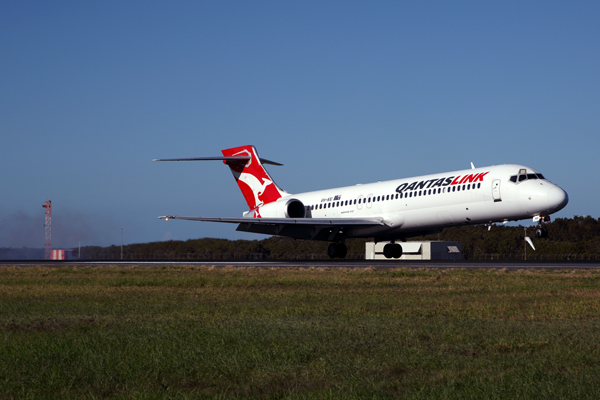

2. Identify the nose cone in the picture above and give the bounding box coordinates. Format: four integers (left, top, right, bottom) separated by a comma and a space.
548, 187, 568, 212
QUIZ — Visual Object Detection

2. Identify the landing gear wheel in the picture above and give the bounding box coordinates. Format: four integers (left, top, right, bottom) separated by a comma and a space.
383, 243, 403, 259
392, 243, 402, 259
535, 226, 548, 239
383, 243, 402, 258
328, 243, 348, 259
337, 243, 347, 258
383, 243, 394, 259
327, 243, 337, 258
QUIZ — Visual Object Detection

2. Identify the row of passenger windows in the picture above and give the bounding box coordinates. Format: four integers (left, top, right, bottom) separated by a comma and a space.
310, 182, 482, 211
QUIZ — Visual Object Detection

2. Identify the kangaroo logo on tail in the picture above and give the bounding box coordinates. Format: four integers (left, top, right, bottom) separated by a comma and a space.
221, 145, 287, 210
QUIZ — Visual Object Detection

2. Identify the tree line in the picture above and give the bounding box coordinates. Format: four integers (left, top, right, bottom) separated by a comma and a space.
78, 216, 600, 260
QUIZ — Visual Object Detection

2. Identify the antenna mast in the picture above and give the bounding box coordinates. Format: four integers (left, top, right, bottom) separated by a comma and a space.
42, 200, 52, 260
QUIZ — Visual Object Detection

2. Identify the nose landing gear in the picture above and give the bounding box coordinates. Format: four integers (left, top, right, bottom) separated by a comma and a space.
534, 215, 550, 239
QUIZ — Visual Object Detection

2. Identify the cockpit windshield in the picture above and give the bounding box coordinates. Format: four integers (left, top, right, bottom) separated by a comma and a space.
509, 168, 545, 183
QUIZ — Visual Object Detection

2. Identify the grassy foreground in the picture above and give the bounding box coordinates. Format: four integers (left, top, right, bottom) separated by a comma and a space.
1, 266, 599, 399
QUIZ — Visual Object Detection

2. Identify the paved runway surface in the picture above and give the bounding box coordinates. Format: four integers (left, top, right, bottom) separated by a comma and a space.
2, 260, 600, 269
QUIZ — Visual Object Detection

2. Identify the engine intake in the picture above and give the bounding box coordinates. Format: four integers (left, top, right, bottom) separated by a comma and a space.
285, 199, 306, 218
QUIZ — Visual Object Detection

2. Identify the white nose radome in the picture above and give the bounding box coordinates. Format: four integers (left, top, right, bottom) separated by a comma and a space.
547, 187, 568, 212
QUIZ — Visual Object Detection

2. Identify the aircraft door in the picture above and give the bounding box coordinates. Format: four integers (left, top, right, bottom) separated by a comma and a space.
492, 180, 502, 202
366, 193, 373, 209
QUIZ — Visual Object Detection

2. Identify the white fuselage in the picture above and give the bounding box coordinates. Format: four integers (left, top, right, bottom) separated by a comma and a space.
259, 164, 568, 239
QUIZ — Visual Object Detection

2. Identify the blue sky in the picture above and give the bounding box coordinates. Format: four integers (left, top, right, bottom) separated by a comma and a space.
1, 1, 599, 248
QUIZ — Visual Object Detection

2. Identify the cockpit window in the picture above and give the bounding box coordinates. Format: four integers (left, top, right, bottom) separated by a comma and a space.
509, 170, 546, 184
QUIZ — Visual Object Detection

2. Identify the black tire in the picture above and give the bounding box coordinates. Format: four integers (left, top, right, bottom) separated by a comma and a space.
327, 243, 347, 258
337, 243, 347, 258
383, 243, 394, 259
327, 243, 338, 258
392, 243, 403, 259
535, 227, 548, 239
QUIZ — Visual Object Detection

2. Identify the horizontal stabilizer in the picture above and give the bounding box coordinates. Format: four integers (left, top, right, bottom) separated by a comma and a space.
153, 156, 283, 166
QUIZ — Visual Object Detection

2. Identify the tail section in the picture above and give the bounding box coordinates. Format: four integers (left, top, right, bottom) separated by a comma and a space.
221, 145, 288, 209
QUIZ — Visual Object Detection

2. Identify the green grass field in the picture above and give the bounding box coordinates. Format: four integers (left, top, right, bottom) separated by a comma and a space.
1, 266, 599, 399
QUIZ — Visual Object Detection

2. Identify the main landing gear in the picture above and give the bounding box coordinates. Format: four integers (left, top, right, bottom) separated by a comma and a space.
327, 241, 403, 259
534, 216, 550, 239
328, 242, 347, 259
383, 243, 403, 259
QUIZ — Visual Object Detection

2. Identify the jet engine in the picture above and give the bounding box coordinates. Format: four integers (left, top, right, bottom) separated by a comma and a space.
253, 198, 306, 219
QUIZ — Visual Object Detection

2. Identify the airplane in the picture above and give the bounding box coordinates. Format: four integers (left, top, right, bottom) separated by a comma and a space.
155, 145, 568, 259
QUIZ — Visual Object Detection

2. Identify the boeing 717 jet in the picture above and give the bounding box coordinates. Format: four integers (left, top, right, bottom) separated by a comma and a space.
155, 145, 568, 258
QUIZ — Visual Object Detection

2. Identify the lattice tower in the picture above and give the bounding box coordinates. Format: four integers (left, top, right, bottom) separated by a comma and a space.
42, 200, 51, 259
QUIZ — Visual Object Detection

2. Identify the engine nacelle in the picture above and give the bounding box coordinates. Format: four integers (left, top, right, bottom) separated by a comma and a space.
252, 198, 306, 219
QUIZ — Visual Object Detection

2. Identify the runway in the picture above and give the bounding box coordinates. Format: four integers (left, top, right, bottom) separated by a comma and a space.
2, 259, 600, 269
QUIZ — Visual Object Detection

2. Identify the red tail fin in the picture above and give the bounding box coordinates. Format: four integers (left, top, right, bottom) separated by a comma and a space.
221, 145, 287, 209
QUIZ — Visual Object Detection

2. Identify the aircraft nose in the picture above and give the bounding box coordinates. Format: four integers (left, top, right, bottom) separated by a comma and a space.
547, 187, 568, 212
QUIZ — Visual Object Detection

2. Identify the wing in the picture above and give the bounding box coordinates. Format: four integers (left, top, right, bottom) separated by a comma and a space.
158, 216, 384, 241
